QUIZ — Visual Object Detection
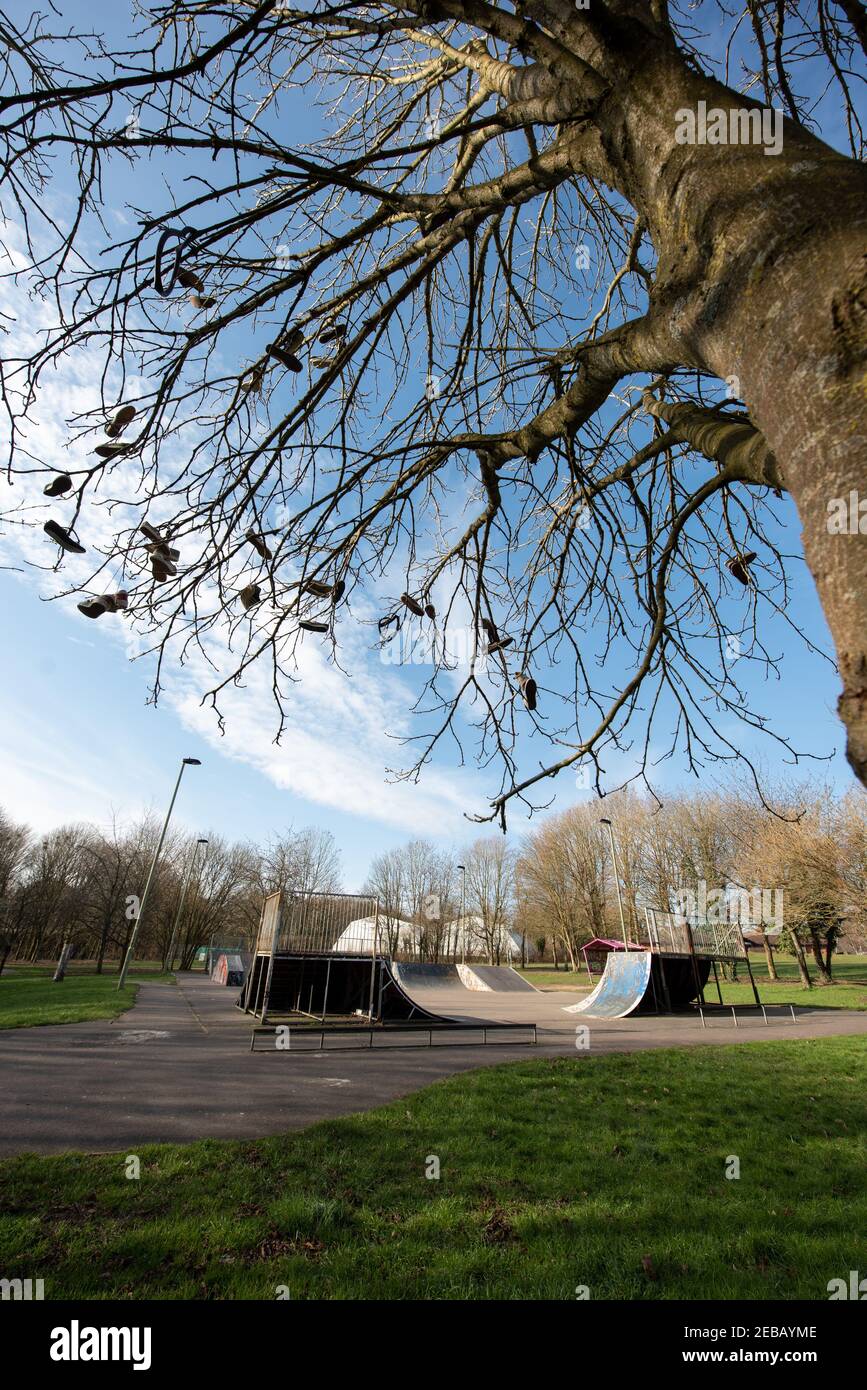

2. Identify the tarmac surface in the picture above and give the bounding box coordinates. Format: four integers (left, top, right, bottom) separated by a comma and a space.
2, 971, 866, 1155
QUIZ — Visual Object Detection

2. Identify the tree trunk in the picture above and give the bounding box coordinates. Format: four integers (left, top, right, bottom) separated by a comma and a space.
598, 39, 867, 787
824, 925, 839, 978
808, 929, 833, 984
790, 933, 814, 989
762, 932, 778, 981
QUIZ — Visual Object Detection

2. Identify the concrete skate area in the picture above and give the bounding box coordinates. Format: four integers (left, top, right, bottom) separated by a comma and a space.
2, 972, 867, 1156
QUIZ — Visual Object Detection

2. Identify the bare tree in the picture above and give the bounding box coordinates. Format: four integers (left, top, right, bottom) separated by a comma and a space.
0, 809, 30, 974
518, 803, 610, 964
364, 839, 457, 957
463, 835, 516, 962
1, 3, 865, 824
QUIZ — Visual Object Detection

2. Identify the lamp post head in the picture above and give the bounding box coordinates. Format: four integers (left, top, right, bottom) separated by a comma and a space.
599, 817, 611, 826
457, 864, 466, 871
183, 757, 202, 766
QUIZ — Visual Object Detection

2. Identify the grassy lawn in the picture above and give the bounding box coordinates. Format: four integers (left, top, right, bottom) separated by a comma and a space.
0, 964, 173, 1030
0, 1036, 865, 1299
717, 980, 867, 1010
517, 965, 589, 989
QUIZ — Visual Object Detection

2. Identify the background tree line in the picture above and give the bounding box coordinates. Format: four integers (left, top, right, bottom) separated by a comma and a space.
0, 812, 340, 975
517, 782, 867, 987
1, 779, 864, 986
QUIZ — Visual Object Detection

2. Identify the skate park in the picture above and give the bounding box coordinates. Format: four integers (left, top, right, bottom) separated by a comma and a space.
4, 890, 866, 1157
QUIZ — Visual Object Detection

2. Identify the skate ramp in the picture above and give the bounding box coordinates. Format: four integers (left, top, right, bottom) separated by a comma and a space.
563, 951, 652, 1019
459, 965, 538, 992
563, 952, 711, 1018
393, 962, 538, 994
392, 963, 463, 991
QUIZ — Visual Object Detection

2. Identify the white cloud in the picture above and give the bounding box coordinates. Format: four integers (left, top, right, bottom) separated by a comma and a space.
0, 212, 490, 835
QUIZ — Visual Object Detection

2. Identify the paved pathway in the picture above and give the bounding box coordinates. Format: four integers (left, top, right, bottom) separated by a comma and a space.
2, 972, 865, 1155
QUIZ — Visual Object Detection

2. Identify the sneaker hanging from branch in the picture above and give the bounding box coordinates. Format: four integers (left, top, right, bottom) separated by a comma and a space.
77, 590, 128, 619
246, 529, 272, 560
517, 672, 537, 712
239, 583, 262, 611
43, 520, 85, 554
378, 613, 401, 645
726, 551, 758, 586
105, 405, 136, 439
43, 474, 73, 498
266, 327, 304, 372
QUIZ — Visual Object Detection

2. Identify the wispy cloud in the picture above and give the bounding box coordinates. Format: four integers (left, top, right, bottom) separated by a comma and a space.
0, 212, 490, 835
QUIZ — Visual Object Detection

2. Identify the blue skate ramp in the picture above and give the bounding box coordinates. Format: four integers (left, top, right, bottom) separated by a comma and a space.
564, 951, 711, 1018
563, 951, 652, 1019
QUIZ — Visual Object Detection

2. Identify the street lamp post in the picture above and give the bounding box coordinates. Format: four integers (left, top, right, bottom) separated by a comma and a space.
165, 837, 208, 973
457, 864, 466, 964
118, 757, 202, 989
600, 817, 629, 954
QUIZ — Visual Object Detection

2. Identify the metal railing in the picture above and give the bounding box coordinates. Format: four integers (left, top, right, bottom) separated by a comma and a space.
639, 908, 747, 960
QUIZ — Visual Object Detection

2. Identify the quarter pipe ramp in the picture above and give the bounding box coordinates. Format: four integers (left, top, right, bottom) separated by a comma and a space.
392, 962, 538, 994
564, 951, 711, 1018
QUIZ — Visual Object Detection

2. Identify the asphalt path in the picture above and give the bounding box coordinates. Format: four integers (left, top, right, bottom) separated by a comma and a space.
2, 972, 865, 1155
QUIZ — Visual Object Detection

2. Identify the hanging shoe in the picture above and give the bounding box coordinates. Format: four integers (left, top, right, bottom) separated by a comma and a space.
280, 326, 304, 353
487, 636, 514, 654
304, 578, 344, 602
424, 602, 436, 620
517, 672, 537, 711
153, 226, 197, 296
266, 340, 303, 372
44, 520, 86, 554
240, 583, 262, 611
319, 322, 347, 344
43, 474, 73, 498
401, 593, 425, 617
725, 551, 757, 586
245, 529, 272, 560
151, 556, 177, 582
240, 363, 266, 397
139, 521, 165, 545
189, 293, 217, 309
303, 579, 333, 599
480, 617, 499, 645
94, 441, 132, 460
105, 405, 137, 438
146, 541, 180, 562
77, 590, 127, 619
378, 613, 400, 645
299, 619, 329, 633
77, 596, 110, 619
176, 265, 205, 293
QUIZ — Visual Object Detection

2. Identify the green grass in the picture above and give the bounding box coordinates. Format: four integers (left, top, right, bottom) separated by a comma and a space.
717, 980, 867, 1010
0, 965, 173, 1030
1, 1036, 865, 1299
517, 965, 589, 989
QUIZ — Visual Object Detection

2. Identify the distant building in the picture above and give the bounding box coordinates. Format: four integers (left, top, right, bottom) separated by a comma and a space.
331, 913, 537, 962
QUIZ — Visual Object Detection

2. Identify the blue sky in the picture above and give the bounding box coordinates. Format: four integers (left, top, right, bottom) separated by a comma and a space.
0, 2, 861, 889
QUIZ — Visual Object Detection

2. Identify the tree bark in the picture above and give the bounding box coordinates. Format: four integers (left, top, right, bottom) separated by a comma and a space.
587, 32, 867, 786
762, 931, 778, 981
809, 928, 834, 984
789, 932, 814, 989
